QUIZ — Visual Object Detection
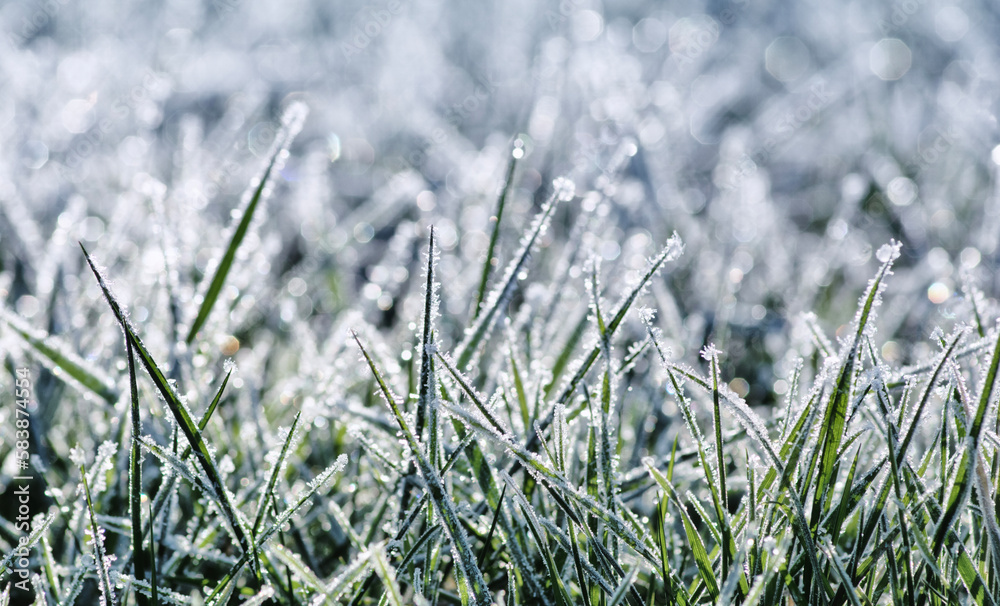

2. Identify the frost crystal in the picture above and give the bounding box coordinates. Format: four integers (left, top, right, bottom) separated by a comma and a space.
876, 241, 900, 263
552, 176, 576, 201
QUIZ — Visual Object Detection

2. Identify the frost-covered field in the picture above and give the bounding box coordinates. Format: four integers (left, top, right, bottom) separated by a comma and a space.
2, 0, 1000, 604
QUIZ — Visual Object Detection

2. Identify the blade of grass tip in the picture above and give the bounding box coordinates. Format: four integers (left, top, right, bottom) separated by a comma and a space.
353, 332, 491, 606
81, 245, 254, 566
180, 365, 233, 460
126, 338, 149, 606
370, 544, 405, 606
0, 307, 119, 404
815, 242, 899, 519
79, 460, 116, 606
933, 322, 1000, 558
472, 140, 521, 321
185, 101, 308, 345
703, 345, 731, 582
249, 410, 303, 580
526, 235, 683, 457
456, 177, 573, 371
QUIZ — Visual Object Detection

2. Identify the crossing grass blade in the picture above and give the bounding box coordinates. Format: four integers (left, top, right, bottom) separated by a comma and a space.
0, 513, 55, 579
456, 183, 563, 370
79, 461, 116, 606
204, 454, 347, 606
932, 323, 1000, 558
502, 472, 574, 606
815, 243, 899, 520
353, 332, 492, 605
185, 102, 308, 344
370, 544, 404, 606
81, 244, 255, 566
1, 307, 119, 404
250, 409, 303, 580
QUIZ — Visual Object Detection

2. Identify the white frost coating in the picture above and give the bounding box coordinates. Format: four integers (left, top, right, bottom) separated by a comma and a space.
242, 585, 276, 606
69, 445, 88, 468
875, 242, 899, 263
552, 176, 576, 201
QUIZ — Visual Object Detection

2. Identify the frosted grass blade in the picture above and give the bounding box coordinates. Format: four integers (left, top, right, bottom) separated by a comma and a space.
185, 102, 308, 344
81, 245, 254, 566
1, 307, 118, 404
354, 333, 491, 605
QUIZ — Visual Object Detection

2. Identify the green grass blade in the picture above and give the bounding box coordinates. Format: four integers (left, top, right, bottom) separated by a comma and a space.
126, 337, 149, 606
815, 243, 899, 518
251, 410, 302, 538
417, 226, 439, 449
179, 367, 232, 460
249, 410, 303, 580
478, 482, 506, 569
148, 498, 159, 606
456, 181, 567, 370
607, 567, 638, 606
370, 544, 404, 606
353, 333, 491, 605
703, 346, 731, 581
501, 472, 573, 606
79, 460, 116, 606
1, 307, 118, 404
81, 245, 254, 565
185, 102, 308, 344
472, 142, 520, 321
